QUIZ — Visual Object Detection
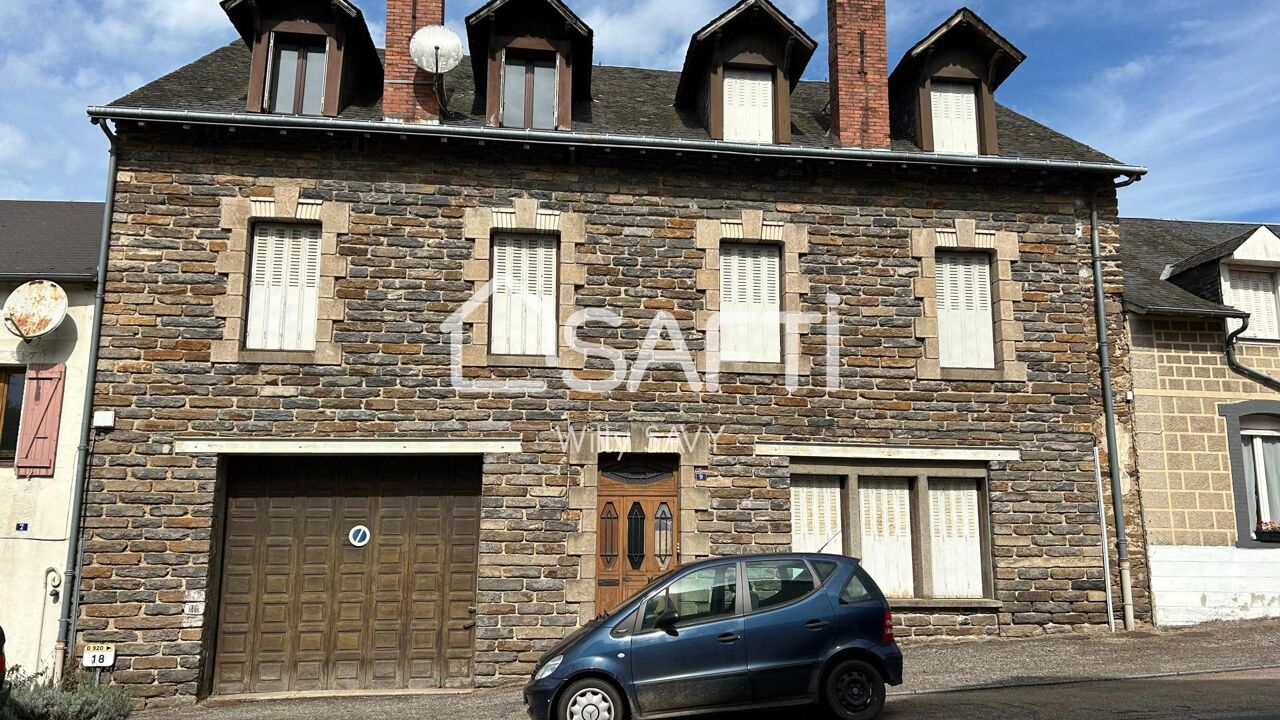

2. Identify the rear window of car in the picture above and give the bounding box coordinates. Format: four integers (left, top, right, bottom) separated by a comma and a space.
841, 569, 876, 604
812, 559, 840, 584
746, 559, 816, 611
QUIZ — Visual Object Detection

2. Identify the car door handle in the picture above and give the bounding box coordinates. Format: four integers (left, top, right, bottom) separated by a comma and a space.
805, 620, 830, 630
718, 632, 741, 644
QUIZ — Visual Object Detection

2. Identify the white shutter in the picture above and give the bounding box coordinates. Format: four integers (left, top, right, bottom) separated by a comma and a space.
490, 235, 557, 356
928, 480, 984, 598
937, 251, 995, 369
245, 223, 321, 351
1228, 268, 1280, 339
931, 81, 979, 155
720, 243, 781, 363
858, 479, 914, 598
791, 476, 843, 554
723, 68, 774, 143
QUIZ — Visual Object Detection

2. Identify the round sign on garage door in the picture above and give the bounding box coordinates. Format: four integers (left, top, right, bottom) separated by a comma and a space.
348, 525, 371, 547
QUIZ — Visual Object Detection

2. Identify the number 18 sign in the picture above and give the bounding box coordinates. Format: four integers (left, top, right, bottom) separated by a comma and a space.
83, 644, 116, 668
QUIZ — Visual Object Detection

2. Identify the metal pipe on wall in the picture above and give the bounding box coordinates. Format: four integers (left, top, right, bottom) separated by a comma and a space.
1225, 318, 1280, 390
1090, 175, 1139, 632
52, 118, 117, 681
1093, 446, 1116, 633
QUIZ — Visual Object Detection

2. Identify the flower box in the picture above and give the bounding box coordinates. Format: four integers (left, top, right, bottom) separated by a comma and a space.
1256, 530, 1280, 544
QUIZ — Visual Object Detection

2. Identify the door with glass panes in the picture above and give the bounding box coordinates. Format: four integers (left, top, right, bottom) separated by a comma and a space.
596, 455, 679, 612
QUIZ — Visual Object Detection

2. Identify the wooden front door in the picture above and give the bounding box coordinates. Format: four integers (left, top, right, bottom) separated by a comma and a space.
213, 456, 481, 695
595, 455, 679, 612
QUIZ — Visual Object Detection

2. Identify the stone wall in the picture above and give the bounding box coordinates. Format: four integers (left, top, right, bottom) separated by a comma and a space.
78, 125, 1145, 705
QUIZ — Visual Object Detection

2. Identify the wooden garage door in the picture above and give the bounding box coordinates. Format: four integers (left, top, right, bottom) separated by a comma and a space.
212, 457, 481, 695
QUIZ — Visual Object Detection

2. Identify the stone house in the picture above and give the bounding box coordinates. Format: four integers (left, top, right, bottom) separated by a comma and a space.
1121, 218, 1280, 626
79, 0, 1151, 705
0, 200, 103, 673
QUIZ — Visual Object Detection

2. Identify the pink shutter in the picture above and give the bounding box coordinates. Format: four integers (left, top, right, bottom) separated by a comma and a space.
15, 363, 66, 478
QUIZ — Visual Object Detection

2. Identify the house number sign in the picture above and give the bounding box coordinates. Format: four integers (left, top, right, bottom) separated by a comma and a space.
83, 643, 116, 668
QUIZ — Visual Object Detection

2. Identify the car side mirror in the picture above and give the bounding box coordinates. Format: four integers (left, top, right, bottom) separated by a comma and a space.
656, 608, 680, 632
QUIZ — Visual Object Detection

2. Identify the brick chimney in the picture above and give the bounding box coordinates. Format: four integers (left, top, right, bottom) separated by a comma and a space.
384, 0, 446, 122
827, 0, 890, 148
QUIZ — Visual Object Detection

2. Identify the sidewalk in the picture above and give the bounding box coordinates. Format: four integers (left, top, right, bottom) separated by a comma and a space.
139, 619, 1280, 720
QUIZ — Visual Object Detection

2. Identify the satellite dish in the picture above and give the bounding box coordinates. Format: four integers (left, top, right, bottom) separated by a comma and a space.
410, 25, 464, 74
2, 279, 69, 341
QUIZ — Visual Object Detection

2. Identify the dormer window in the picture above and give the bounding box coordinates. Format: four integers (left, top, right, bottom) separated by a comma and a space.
268, 36, 328, 116
930, 81, 979, 155
722, 67, 774, 143
675, 0, 817, 146
501, 52, 558, 129
466, 0, 594, 132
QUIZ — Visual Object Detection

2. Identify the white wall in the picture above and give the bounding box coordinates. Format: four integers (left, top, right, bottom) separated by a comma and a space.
0, 282, 95, 674
1149, 545, 1280, 626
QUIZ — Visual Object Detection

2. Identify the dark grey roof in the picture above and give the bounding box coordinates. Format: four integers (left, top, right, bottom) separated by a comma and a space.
0, 200, 103, 280
106, 43, 1120, 165
1120, 218, 1280, 317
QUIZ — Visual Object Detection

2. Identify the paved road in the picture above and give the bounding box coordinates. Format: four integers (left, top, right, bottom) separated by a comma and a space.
148, 667, 1280, 720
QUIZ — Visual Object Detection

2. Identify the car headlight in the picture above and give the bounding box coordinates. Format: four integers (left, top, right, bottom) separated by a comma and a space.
534, 656, 563, 681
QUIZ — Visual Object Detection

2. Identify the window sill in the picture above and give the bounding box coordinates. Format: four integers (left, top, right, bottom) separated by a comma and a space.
940, 368, 1003, 382
721, 361, 786, 375
487, 354, 559, 369
889, 598, 1002, 610
235, 345, 341, 366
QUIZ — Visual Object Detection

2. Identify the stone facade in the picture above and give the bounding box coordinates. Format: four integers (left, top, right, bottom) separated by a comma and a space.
1129, 315, 1280, 626
77, 126, 1148, 705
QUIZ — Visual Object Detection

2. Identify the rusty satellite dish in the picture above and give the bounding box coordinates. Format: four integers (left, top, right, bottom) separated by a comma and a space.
3, 279, 69, 341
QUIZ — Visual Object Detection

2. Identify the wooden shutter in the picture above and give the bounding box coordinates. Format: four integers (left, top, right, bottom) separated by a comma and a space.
491, 235, 557, 356
791, 476, 843, 554
245, 223, 321, 351
723, 68, 774, 143
720, 243, 781, 363
937, 251, 995, 369
14, 363, 65, 478
1228, 269, 1280, 339
858, 478, 914, 598
931, 81, 980, 154
928, 480, 984, 598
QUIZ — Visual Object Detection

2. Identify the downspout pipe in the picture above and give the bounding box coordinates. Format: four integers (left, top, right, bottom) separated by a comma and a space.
1225, 318, 1280, 390
1090, 173, 1140, 632
53, 118, 117, 680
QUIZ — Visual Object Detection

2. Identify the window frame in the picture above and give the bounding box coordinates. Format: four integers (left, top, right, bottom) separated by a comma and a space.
935, 249, 997, 370
0, 366, 26, 464
500, 49, 558, 130
634, 560, 744, 635
252, 24, 337, 117
718, 240, 784, 365
742, 558, 821, 616
244, 221, 324, 353
788, 461, 998, 607
487, 231, 560, 359
1222, 403, 1280, 548
721, 63, 776, 144
928, 80, 981, 155
1223, 264, 1280, 341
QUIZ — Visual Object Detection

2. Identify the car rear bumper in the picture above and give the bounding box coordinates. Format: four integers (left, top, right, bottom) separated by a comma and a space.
523, 677, 559, 720
882, 645, 904, 686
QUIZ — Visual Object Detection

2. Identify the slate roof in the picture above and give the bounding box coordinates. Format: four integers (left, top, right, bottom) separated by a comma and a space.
105, 43, 1121, 166
1119, 218, 1280, 317
0, 200, 103, 280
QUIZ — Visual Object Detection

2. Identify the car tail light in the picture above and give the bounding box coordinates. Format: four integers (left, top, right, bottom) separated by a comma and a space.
882, 609, 894, 644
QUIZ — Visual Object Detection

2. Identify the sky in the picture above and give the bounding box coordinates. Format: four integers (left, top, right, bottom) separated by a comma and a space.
0, 0, 1277, 222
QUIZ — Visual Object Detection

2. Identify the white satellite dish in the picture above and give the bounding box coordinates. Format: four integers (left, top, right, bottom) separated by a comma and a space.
2, 279, 69, 341
410, 25, 464, 74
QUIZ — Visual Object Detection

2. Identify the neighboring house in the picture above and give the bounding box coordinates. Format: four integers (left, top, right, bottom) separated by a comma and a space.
1122, 218, 1280, 626
80, 0, 1150, 705
0, 200, 102, 673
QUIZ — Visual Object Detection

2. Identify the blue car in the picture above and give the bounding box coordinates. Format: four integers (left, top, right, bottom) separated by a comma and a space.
525, 553, 902, 720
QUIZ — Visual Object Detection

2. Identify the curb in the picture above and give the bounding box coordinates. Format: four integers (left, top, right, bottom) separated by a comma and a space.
887, 662, 1280, 697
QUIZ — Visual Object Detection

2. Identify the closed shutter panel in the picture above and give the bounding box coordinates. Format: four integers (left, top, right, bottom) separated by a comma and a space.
720, 243, 781, 363
791, 477, 843, 554
491, 235, 557, 356
937, 251, 995, 368
931, 82, 979, 154
723, 68, 774, 143
1229, 269, 1280, 339
246, 223, 321, 351
14, 363, 65, 478
858, 479, 914, 598
928, 480, 984, 598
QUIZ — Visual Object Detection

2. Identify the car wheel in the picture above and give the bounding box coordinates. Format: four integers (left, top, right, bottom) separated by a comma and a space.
557, 678, 625, 720
823, 658, 886, 720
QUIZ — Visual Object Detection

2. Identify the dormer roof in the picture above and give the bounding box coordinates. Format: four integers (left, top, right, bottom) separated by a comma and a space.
465, 0, 595, 99
890, 7, 1025, 92
675, 0, 817, 108
219, 0, 382, 87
